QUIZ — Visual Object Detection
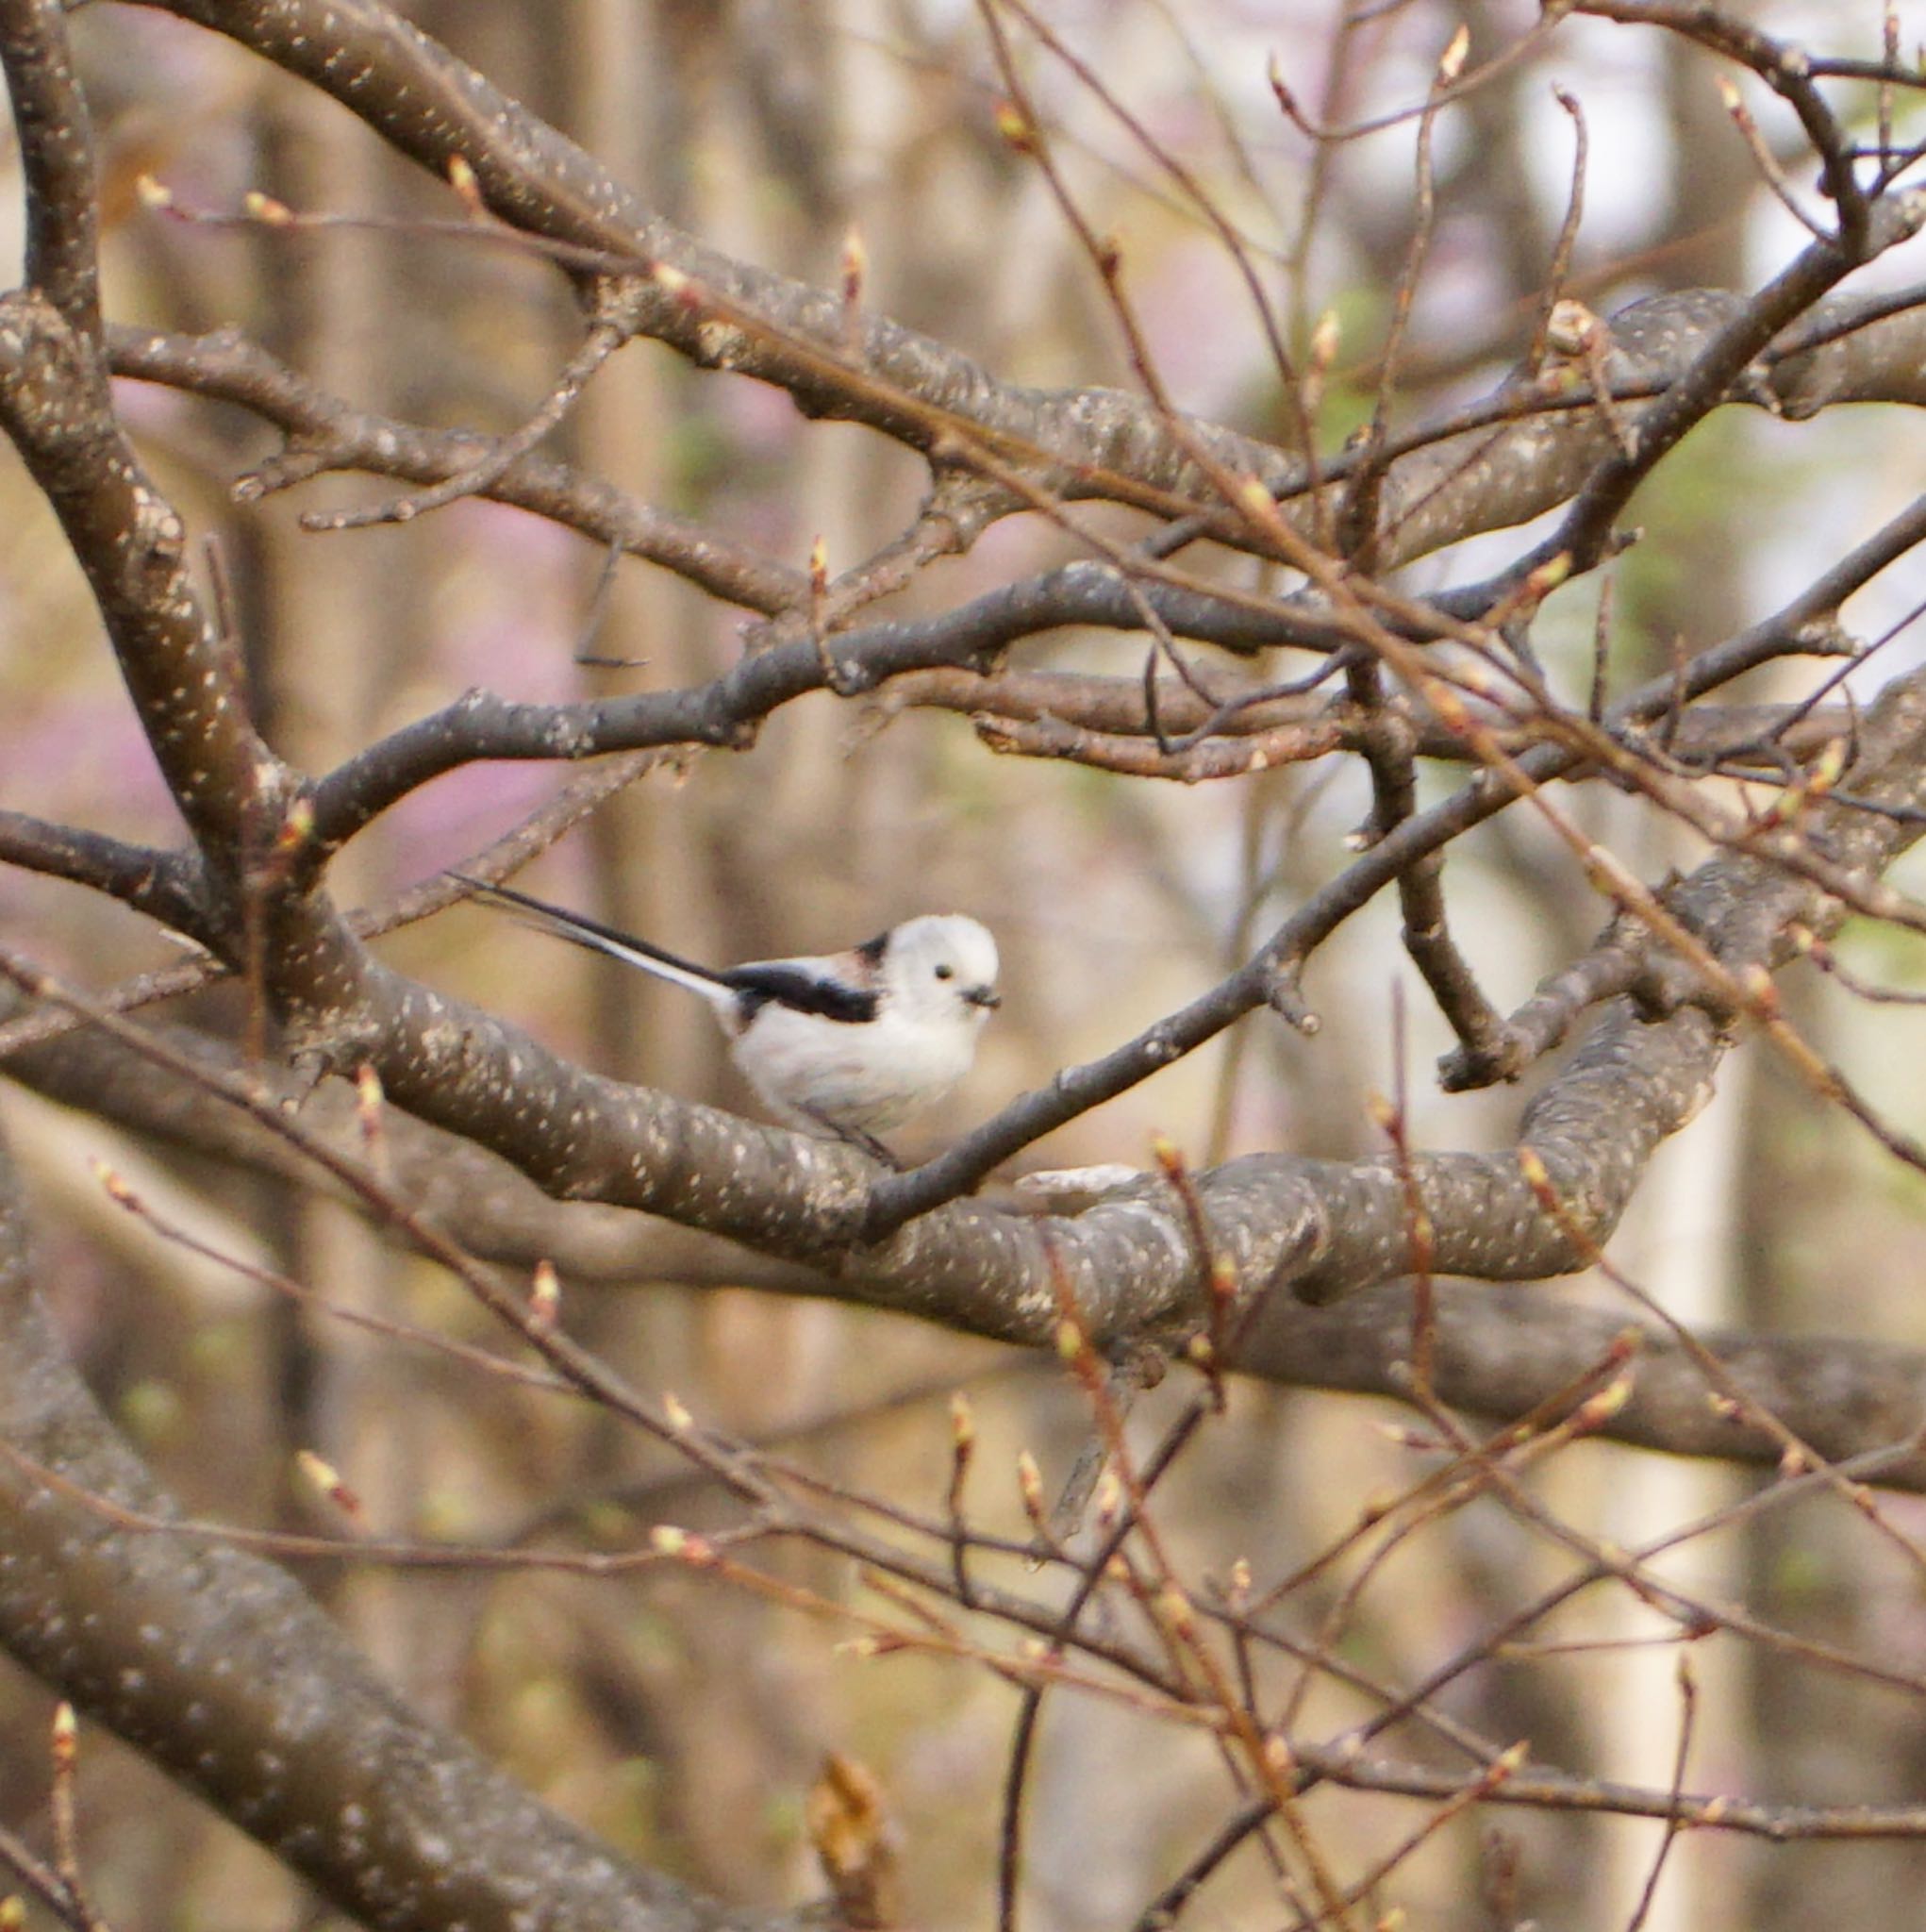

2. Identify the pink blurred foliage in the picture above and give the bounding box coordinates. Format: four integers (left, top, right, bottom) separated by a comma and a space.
368, 501, 606, 885
715, 375, 804, 458
38, 1219, 118, 1359
430, 503, 582, 699
81, 7, 212, 90
110, 376, 199, 437
954, 508, 1076, 601
1129, 228, 1270, 418
0, 688, 185, 844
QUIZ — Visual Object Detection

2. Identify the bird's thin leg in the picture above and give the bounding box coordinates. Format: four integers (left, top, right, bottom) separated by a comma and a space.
801, 1108, 904, 1170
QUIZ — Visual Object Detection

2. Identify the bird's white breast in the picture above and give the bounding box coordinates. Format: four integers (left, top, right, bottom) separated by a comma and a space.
733, 995, 983, 1133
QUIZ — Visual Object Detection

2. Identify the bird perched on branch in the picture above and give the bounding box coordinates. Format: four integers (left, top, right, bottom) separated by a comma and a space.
452, 874, 1000, 1160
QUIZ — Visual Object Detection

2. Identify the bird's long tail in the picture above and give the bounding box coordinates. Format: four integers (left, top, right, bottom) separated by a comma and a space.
450, 874, 734, 1010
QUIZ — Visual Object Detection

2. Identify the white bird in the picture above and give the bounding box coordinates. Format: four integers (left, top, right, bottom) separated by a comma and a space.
453, 874, 1000, 1158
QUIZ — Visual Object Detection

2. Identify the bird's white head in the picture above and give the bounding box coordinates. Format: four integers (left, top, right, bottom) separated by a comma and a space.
878, 914, 1002, 1029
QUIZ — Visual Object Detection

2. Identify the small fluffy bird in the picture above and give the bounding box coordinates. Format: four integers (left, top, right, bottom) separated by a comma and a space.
454, 874, 1000, 1155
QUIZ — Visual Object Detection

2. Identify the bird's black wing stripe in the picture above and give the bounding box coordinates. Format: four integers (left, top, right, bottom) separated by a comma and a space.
854, 930, 889, 968
452, 874, 722, 983
724, 963, 879, 1024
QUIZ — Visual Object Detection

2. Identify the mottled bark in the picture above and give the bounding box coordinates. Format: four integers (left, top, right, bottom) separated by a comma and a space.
0, 1125, 777, 1932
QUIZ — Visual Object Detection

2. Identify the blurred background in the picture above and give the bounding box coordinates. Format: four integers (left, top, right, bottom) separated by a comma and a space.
1, 2, 1923, 1927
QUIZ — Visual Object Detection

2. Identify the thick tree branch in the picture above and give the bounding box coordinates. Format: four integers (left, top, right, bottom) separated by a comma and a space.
0, 294, 280, 872
1540, 199, 1926, 576
4, 35, 1920, 1397
0, 811, 199, 926
8, 999, 1926, 1487
359, 666, 1926, 1332
1245, 1283, 1926, 1491
132, 1, 1926, 580
135, 0, 1298, 510
0, 0, 102, 346
0, 2, 284, 880
0, 1128, 780, 1932
11, 259, 1922, 1364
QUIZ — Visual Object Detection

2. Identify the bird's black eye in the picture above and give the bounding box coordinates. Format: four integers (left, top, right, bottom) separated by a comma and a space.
934, 962, 955, 980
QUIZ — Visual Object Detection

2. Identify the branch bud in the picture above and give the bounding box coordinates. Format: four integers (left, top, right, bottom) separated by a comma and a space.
296, 1449, 363, 1521
529, 1258, 560, 1334
993, 101, 1035, 153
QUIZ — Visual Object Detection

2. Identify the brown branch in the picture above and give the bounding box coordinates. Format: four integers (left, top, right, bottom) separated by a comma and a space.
1539, 198, 1925, 581
131, 1, 1926, 584
1173, 1732, 1926, 1852
1439, 924, 1650, 1090
0, 811, 197, 926
302, 289, 634, 531
1574, 0, 1870, 244
0, 286, 280, 869
0, 750, 672, 1058
860, 551, 1925, 1236
17, 999, 1926, 1487
135, 0, 1304, 510
905, 665, 1855, 770
972, 708, 1346, 780
0, 0, 103, 347
0, 1126, 779, 1932
108, 325, 805, 617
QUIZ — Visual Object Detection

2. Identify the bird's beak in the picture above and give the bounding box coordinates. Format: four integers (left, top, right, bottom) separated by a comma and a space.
967, 985, 1002, 1009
